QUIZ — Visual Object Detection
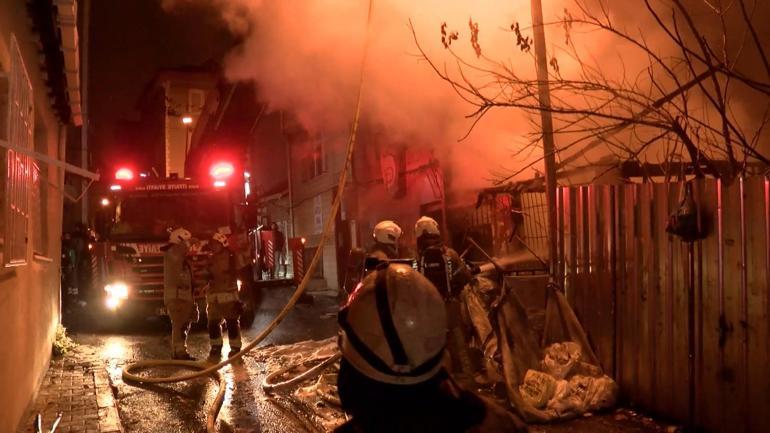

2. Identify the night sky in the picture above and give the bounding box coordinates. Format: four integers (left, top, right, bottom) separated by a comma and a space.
88, 0, 235, 172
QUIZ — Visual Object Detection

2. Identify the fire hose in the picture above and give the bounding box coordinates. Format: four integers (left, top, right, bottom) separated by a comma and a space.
121, 2, 373, 431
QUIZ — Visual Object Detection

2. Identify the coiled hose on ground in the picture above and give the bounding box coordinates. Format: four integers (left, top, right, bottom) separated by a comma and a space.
122, 3, 373, 432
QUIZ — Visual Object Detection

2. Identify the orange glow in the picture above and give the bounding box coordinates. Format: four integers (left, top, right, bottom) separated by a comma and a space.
209, 162, 235, 179
182, 115, 193, 125
115, 168, 134, 180
100, 198, 110, 207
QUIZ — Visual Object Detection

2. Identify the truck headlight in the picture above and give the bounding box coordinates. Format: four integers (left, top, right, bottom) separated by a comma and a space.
105, 282, 129, 299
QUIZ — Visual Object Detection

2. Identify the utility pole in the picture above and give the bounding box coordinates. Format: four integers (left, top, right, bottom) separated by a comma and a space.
530, 0, 559, 276
80, 0, 91, 224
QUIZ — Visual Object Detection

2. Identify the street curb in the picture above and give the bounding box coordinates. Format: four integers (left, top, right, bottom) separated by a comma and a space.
94, 368, 124, 433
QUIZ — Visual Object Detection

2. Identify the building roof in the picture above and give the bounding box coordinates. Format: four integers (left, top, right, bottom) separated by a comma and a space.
27, 0, 82, 125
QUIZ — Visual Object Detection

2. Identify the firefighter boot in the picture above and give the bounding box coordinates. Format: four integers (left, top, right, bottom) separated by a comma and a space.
173, 352, 196, 361
209, 345, 223, 360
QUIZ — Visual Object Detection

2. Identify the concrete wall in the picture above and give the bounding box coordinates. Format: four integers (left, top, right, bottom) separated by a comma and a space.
0, 2, 67, 431
289, 131, 348, 289
293, 187, 338, 288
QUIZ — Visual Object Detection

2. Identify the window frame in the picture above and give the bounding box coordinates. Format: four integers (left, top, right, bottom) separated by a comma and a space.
2, 35, 35, 267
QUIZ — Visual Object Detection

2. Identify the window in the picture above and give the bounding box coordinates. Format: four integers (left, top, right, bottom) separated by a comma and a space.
1, 36, 34, 266
301, 138, 325, 182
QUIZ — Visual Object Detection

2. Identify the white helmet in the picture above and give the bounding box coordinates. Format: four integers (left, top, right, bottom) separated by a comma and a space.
338, 263, 447, 385
372, 220, 402, 246
212, 232, 229, 248
414, 216, 440, 239
169, 227, 192, 244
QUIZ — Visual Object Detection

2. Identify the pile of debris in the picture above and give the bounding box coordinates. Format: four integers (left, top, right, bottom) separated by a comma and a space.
461, 275, 619, 422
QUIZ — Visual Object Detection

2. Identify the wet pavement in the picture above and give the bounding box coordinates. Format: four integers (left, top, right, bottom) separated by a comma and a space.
67, 285, 339, 433
63, 285, 675, 433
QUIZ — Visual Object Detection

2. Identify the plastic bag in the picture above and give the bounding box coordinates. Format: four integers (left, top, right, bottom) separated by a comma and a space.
584, 375, 619, 411
546, 378, 584, 418
543, 342, 582, 379
519, 370, 557, 409
545, 374, 619, 417
666, 182, 704, 242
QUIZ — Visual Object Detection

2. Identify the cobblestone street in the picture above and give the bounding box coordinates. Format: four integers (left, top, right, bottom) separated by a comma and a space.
17, 345, 123, 433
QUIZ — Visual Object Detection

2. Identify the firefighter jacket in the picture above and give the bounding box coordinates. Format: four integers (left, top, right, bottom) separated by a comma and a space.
206, 249, 239, 304
367, 242, 397, 262
163, 243, 193, 303
334, 361, 528, 433
417, 245, 472, 299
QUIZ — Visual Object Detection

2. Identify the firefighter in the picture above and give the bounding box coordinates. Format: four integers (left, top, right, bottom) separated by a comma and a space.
205, 231, 243, 360
414, 216, 475, 381
342, 220, 402, 297
335, 263, 528, 433
414, 216, 472, 297
162, 227, 199, 360
369, 220, 402, 261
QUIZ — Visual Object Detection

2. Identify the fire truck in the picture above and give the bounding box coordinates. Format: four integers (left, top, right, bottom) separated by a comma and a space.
90, 160, 261, 326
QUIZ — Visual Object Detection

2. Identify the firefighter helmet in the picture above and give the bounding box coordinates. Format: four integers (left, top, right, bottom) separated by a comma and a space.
338, 263, 447, 385
169, 227, 192, 244
372, 220, 402, 245
212, 232, 229, 248
414, 216, 440, 239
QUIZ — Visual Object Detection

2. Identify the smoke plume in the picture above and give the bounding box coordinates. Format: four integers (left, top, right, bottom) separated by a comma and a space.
162, 0, 770, 193
161, 0, 584, 190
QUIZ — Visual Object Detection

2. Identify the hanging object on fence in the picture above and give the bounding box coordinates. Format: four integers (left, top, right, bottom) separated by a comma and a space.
666, 182, 705, 242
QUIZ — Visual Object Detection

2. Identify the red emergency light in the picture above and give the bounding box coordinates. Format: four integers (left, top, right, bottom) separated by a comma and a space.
209, 161, 235, 179
115, 168, 134, 180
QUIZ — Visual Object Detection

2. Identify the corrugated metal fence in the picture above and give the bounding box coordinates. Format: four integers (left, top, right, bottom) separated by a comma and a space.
555, 177, 770, 433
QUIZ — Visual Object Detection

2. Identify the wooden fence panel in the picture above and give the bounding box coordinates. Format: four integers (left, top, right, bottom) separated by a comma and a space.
721, 179, 748, 432
618, 183, 639, 397
556, 177, 769, 432
673, 184, 694, 422
744, 178, 770, 433
695, 179, 722, 432
576, 186, 591, 353
595, 185, 615, 375
652, 182, 672, 416
636, 182, 654, 409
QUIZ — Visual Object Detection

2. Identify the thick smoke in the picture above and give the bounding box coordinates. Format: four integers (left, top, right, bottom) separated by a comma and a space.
162, 0, 770, 192
162, 0, 579, 192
